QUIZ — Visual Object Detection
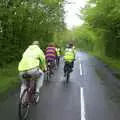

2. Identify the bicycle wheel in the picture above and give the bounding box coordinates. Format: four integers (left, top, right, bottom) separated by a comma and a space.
30, 80, 40, 104
45, 69, 50, 85
66, 64, 71, 84
66, 72, 70, 84
47, 70, 49, 81
19, 89, 30, 120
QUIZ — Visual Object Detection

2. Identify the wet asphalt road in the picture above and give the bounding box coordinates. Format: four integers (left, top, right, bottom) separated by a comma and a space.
0, 52, 120, 120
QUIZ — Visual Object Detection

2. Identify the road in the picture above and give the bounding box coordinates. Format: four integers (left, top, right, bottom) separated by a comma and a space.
0, 52, 120, 120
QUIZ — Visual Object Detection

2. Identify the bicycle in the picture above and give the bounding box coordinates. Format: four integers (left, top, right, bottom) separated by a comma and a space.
46, 61, 56, 84
46, 62, 52, 83
19, 74, 39, 120
64, 62, 72, 84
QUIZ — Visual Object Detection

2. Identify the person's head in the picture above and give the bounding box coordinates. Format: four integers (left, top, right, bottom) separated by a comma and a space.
69, 43, 73, 48
66, 44, 69, 48
32, 41, 40, 46
56, 44, 60, 48
66, 43, 73, 48
48, 42, 55, 47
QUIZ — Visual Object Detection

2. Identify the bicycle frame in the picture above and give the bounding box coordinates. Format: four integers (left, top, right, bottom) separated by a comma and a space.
25, 80, 36, 103
46, 63, 52, 82
19, 74, 39, 120
64, 62, 72, 83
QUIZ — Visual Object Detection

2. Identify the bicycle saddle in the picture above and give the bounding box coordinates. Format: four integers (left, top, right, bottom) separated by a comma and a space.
23, 73, 32, 79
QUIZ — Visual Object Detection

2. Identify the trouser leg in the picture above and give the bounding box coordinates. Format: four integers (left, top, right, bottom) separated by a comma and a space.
71, 61, 74, 68
20, 81, 26, 98
56, 56, 60, 65
36, 70, 44, 93
64, 62, 67, 74
19, 72, 26, 98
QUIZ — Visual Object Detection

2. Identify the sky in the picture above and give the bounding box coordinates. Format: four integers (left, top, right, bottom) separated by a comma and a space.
64, 0, 87, 29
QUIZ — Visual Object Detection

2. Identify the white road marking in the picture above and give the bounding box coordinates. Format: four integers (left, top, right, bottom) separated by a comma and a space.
80, 63, 83, 75
79, 60, 86, 120
80, 87, 86, 120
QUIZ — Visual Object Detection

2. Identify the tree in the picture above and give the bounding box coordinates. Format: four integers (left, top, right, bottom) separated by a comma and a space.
74, 0, 120, 58
0, 0, 65, 66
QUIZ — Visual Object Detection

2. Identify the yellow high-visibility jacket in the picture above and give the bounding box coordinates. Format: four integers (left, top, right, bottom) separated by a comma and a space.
56, 48, 61, 56
64, 48, 75, 62
18, 45, 46, 71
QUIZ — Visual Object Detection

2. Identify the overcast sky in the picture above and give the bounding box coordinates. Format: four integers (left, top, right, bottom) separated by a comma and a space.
64, 0, 87, 29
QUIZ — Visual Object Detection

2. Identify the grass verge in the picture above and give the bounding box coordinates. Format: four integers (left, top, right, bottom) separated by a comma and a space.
91, 53, 119, 70
89, 52, 120, 79
0, 62, 19, 102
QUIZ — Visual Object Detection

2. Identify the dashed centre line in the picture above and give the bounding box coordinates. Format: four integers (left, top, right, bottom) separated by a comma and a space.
79, 59, 86, 120
80, 88, 86, 120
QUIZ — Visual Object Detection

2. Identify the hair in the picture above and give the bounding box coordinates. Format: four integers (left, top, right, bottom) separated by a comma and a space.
48, 42, 55, 47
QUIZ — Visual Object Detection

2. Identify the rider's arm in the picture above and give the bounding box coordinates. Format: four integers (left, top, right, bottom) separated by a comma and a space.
38, 48, 47, 71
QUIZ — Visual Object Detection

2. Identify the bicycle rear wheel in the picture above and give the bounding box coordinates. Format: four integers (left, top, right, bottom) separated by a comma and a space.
47, 70, 49, 81
66, 72, 70, 84
19, 89, 30, 120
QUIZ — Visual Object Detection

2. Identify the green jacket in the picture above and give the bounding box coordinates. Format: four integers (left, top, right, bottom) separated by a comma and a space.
56, 48, 61, 56
18, 45, 46, 71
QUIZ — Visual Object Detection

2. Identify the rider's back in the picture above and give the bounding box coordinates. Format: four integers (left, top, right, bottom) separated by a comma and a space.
45, 46, 56, 62
64, 48, 75, 62
18, 45, 44, 71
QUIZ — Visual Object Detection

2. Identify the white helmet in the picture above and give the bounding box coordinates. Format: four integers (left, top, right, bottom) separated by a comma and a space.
32, 41, 39, 45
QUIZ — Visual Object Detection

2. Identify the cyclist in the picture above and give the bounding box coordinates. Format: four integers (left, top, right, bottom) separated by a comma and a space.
18, 41, 46, 101
56, 46, 61, 65
45, 43, 57, 73
64, 43, 75, 77
72, 44, 76, 67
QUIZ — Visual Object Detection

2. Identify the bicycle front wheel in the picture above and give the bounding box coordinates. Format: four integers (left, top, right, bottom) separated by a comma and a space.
19, 89, 30, 120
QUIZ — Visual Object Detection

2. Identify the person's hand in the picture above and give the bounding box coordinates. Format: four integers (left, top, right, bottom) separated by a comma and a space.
43, 67, 47, 72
